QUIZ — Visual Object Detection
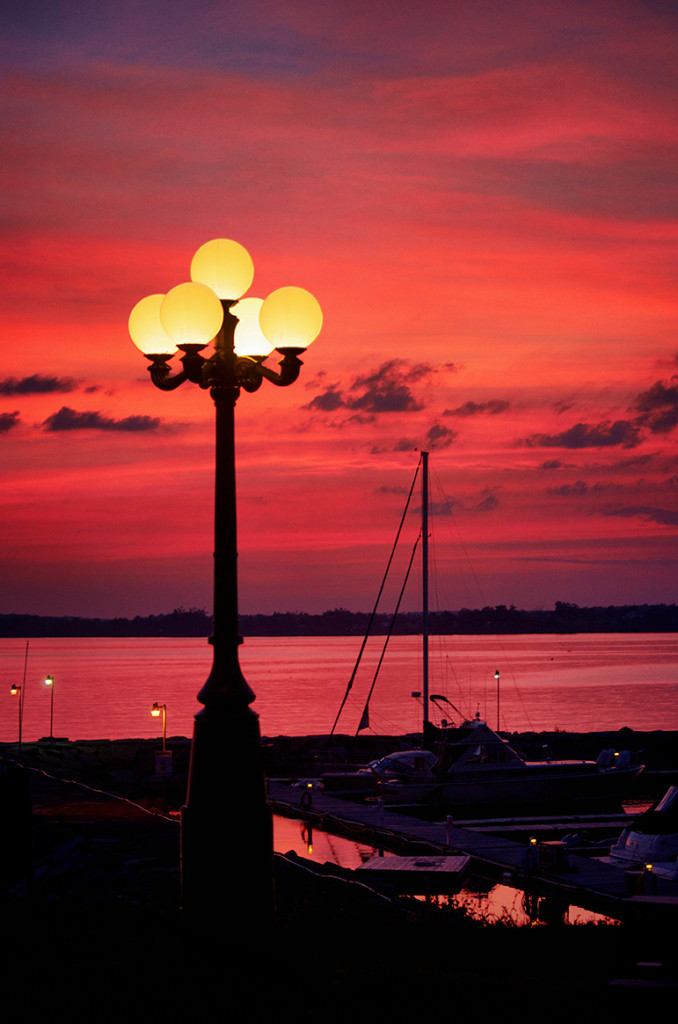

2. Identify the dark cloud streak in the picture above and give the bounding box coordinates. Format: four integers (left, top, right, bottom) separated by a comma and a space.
525, 420, 642, 449
304, 386, 344, 412
635, 379, 678, 434
349, 361, 428, 413
548, 480, 588, 496
525, 377, 678, 453
304, 360, 432, 415
603, 505, 678, 528
0, 374, 77, 395
0, 411, 20, 433
42, 407, 161, 433
445, 399, 510, 417
426, 423, 456, 449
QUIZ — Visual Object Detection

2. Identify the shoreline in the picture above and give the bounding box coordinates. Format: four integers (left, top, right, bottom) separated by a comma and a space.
2, 727, 676, 797
3, 601, 678, 637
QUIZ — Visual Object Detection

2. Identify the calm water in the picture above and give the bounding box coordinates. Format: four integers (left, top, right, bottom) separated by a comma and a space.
273, 815, 612, 925
1, 633, 678, 743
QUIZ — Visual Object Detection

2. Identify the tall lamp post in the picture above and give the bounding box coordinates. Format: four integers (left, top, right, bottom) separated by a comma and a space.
129, 238, 322, 926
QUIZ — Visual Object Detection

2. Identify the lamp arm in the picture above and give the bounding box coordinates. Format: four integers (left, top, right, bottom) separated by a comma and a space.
224, 353, 304, 394
147, 348, 209, 390
255, 353, 303, 388
147, 357, 189, 391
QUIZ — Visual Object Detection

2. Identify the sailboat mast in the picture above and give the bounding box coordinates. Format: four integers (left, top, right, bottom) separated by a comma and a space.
422, 450, 429, 737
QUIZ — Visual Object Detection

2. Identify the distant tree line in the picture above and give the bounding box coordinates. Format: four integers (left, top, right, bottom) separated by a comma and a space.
0, 607, 212, 638
2, 601, 678, 637
239, 602, 678, 635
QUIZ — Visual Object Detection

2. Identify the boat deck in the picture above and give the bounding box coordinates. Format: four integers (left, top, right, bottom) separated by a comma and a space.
268, 780, 669, 921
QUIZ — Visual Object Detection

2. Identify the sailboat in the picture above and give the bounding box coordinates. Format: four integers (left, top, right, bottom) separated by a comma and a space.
324, 453, 644, 811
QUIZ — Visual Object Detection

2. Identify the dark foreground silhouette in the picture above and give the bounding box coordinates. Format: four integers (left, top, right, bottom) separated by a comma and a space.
2, 740, 675, 1018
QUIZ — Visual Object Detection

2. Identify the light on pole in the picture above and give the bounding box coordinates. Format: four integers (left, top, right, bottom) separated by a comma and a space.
151, 702, 167, 752
44, 675, 54, 740
10, 683, 23, 746
494, 669, 500, 732
129, 238, 322, 927
11, 641, 29, 747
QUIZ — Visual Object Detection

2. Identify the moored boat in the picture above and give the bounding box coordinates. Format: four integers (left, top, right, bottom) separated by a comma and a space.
376, 715, 641, 807
606, 785, 678, 880
322, 714, 643, 810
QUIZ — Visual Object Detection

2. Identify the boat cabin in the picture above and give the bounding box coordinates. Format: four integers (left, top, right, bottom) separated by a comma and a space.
367, 749, 438, 783
436, 719, 527, 773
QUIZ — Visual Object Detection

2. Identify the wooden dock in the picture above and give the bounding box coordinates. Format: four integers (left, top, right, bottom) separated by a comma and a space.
357, 853, 472, 894
268, 780, 672, 921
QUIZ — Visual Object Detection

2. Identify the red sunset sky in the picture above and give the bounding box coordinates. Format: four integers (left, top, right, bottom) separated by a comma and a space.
1, 0, 677, 619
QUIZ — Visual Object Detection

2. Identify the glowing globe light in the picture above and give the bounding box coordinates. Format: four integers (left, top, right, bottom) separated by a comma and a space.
160, 281, 224, 348
259, 286, 322, 351
190, 238, 255, 300
128, 294, 178, 356
232, 298, 275, 358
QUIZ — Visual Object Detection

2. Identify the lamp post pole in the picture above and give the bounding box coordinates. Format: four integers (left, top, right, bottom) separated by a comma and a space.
45, 675, 54, 740
151, 702, 167, 752
180, 319, 271, 927
129, 239, 322, 931
10, 684, 23, 746
11, 641, 29, 747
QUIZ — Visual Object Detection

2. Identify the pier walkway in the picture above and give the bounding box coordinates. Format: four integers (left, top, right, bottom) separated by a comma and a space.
268, 781, 661, 921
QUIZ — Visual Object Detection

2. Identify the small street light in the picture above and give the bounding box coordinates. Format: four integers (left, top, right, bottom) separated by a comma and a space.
11, 642, 29, 748
10, 683, 23, 746
151, 702, 167, 752
129, 238, 322, 927
44, 675, 55, 740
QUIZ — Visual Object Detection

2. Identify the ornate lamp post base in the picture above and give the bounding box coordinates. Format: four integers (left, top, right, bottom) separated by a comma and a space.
181, 700, 273, 930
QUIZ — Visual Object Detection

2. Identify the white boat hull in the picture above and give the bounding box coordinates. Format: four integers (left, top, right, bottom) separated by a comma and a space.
379, 764, 642, 808
608, 785, 678, 875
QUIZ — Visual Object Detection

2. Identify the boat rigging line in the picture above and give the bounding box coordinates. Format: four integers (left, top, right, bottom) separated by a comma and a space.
355, 532, 421, 735
330, 454, 422, 735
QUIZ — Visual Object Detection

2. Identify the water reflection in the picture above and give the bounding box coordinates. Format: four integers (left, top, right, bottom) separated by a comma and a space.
273, 814, 614, 926
3, 633, 678, 742
274, 814, 374, 870
447, 880, 612, 926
